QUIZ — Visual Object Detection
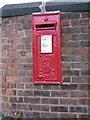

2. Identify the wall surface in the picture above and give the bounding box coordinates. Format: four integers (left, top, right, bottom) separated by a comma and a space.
1, 2, 90, 119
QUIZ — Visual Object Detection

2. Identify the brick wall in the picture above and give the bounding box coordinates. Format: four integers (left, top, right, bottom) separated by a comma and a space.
1, 11, 89, 118
0, 17, 2, 117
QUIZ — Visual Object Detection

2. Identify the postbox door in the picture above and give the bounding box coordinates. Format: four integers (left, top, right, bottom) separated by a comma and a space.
33, 33, 61, 84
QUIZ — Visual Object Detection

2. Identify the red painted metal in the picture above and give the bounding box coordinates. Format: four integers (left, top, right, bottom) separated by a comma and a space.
32, 11, 62, 84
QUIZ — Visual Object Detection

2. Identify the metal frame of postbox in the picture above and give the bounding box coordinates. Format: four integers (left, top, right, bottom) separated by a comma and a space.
32, 11, 62, 84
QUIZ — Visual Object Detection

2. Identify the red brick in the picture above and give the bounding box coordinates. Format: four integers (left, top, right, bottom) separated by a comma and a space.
61, 20, 70, 26
7, 64, 13, 70
62, 48, 71, 55
16, 104, 23, 110
62, 63, 71, 69
22, 23, 31, 29
15, 23, 22, 30
3, 32, 9, 37
6, 90, 14, 95
25, 30, 31, 37
63, 77, 70, 82
7, 24, 15, 30
2, 83, 9, 89
9, 83, 16, 89
17, 31, 25, 37
6, 77, 13, 82
25, 15, 32, 22
61, 34, 71, 41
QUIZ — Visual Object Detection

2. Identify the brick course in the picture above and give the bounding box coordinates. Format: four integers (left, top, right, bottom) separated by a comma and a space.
1, 10, 89, 118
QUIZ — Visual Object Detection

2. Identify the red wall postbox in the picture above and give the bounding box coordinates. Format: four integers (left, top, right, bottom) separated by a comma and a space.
32, 11, 62, 84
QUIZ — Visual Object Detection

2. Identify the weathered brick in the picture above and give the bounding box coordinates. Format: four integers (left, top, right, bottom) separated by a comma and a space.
17, 90, 33, 96
59, 113, 77, 118
72, 63, 88, 69
81, 12, 88, 18
72, 48, 88, 55
81, 40, 90, 47
62, 70, 79, 76
20, 64, 32, 70
80, 26, 89, 33
61, 12, 80, 20
79, 99, 89, 105
81, 55, 88, 62
61, 84, 78, 90
51, 106, 68, 112
42, 84, 60, 90
24, 111, 40, 118
23, 104, 32, 110
34, 91, 50, 97
71, 19, 89, 26
79, 84, 90, 90
79, 114, 90, 119
62, 55, 81, 62
60, 98, 78, 105
62, 26, 80, 33
24, 97, 40, 104
17, 31, 25, 37
15, 23, 22, 30
51, 91, 69, 97
70, 91, 88, 98
22, 23, 31, 29
62, 41, 81, 47
72, 34, 88, 41
41, 112, 58, 118
10, 104, 16, 109
70, 106, 87, 113
42, 98, 58, 104
72, 77, 88, 83
81, 70, 90, 76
